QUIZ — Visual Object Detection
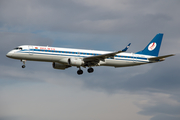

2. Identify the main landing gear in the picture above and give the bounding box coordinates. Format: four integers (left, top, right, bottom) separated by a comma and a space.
21, 60, 26, 68
77, 67, 94, 75
77, 69, 83, 75
87, 67, 94, 73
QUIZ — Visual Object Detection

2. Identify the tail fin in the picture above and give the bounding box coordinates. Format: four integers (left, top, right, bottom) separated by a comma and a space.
135, 33, 163, 56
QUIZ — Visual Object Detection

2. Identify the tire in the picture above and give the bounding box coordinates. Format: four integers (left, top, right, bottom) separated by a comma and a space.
77, 69, 83, 75
87, 68, 94, 73
22, 65, 25, 68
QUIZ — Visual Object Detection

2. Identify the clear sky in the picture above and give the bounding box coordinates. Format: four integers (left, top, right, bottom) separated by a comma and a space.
0, 0, 180, 120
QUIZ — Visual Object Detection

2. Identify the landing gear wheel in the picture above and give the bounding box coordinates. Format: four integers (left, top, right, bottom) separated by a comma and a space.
21, 60, 26, 68
22, 65, 26, 68
77, 69, 83, 75
87, 68, 94, 73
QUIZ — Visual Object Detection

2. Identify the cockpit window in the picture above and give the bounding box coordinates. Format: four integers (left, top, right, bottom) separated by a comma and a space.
19, 47, 22, 50
14, 47, 23, 50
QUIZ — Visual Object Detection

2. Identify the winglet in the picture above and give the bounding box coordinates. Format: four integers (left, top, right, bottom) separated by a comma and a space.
122, 43, 131, 52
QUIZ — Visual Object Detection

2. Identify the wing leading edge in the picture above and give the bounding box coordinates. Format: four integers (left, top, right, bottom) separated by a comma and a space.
83, 43, 131, 62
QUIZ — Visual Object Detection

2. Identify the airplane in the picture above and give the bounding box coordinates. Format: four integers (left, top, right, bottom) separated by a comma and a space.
6, 33, 174, 75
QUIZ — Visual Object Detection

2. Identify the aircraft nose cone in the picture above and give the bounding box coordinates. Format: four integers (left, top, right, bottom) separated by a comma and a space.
6, 52, 12, 58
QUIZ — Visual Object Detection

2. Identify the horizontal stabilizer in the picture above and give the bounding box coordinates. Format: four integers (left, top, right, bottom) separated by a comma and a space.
148, 54, 175, 61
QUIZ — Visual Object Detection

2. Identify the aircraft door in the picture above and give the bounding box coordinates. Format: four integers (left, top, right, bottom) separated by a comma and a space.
133, 54, 137, 63
28, 46, 33, 55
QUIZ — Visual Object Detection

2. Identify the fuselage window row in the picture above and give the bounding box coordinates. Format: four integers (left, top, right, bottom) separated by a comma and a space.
32, 49, 149, 60
34, 49, 102, 56
33, 49, 140, 59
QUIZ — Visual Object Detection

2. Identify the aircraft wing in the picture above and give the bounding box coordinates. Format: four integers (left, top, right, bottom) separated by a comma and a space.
148, 54, 175, 61
83, 43, 131, 62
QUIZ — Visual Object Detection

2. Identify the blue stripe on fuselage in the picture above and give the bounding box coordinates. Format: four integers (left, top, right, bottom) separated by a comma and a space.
17, 49, 149, 63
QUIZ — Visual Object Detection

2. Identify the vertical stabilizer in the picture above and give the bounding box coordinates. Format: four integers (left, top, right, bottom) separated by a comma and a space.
135, 33, 163, 56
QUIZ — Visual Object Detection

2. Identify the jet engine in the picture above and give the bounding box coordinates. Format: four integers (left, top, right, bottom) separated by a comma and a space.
68, 58, 84, 66
52, 62, 71, 70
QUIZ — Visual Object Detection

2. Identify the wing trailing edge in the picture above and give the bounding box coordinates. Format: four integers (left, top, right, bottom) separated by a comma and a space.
83, 43, 131, 62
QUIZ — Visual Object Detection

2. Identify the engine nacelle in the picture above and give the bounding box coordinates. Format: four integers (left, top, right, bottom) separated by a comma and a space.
68, 58, 84, 66
52, 62, 70, 70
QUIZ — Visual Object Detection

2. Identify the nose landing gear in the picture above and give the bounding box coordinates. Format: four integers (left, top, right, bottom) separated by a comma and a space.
21, 60, 26, 68
22, 65, 26, 68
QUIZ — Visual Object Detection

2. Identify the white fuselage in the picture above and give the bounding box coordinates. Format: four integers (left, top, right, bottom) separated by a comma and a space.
7, 45, 153, 68
6, 33, 174, 75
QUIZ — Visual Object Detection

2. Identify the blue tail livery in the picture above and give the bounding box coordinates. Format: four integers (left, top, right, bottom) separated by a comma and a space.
136, 33, 163, 56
